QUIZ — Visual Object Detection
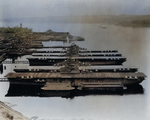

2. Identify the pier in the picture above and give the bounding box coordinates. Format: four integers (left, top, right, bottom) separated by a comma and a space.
2, 61, 29, 64
0, 78, 9, 82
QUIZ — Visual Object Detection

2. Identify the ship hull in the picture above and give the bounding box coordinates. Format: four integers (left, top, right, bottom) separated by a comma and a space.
28, 58, 125, 66
6, 77, 144, 92
6, 81, 144, 97
6, 83, 44, 96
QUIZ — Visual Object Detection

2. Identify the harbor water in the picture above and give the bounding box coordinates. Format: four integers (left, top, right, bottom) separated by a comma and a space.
0, 22, 150, 120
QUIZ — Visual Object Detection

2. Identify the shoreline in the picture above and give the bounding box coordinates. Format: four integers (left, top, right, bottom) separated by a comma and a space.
0, 26, 84, 64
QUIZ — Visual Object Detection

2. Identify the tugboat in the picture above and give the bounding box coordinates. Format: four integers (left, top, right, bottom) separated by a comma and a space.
5, 44, 146, 97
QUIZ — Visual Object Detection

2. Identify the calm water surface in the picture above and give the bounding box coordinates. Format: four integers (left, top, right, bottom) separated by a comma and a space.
0, 22, 150, 120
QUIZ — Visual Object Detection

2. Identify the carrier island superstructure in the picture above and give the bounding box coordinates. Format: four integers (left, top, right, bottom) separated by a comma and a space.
5, 44, 146, 95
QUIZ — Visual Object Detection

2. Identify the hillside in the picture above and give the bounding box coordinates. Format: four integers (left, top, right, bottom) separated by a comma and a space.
0, 101, 31, 120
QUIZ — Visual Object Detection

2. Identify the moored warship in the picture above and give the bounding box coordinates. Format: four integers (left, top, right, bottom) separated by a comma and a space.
27, 44, 126, 66
5, 44, 146, 96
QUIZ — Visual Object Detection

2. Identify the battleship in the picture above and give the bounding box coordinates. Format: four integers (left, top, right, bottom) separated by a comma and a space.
5, 44, 146, 97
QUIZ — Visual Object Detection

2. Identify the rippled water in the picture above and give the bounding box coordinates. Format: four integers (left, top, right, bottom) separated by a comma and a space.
0, 22, 150, 120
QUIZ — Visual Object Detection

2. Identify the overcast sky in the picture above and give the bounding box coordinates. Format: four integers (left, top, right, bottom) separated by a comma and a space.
0, 0, 150, 19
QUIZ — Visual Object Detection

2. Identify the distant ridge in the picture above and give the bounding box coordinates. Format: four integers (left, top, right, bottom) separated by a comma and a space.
0, 15, 150, 24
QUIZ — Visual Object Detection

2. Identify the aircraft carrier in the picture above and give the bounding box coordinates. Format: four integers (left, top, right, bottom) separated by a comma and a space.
27, 44, 126, 66
5, 44, 146, 97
